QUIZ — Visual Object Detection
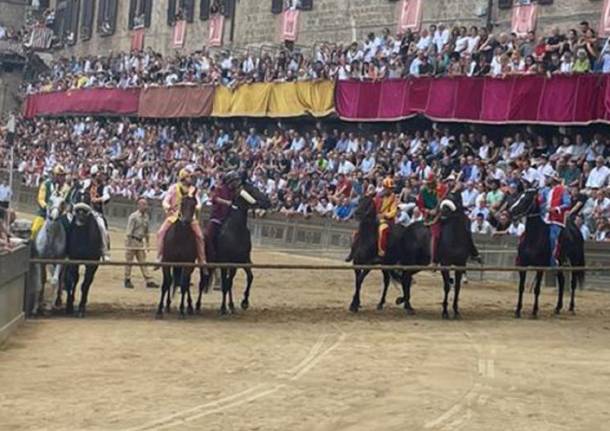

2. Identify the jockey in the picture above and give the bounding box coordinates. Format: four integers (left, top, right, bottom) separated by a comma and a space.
157, 168, 206, 264
417, 173, 440, 261
85, 165, 111, 260
542, 171, 571, 265
204, 171, 243, 262
375, 177, 398, 257
31, 164, 68, 239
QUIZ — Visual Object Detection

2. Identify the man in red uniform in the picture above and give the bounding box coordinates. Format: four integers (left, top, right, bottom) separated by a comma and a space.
544, 171, 571, 266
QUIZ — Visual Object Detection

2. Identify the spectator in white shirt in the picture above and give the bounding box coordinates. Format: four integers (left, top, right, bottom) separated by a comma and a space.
507, 220, 525, 237
461, 181, 479, 212
434, 24, 450, 52
574, 215, 590, 240
585, 156, 610, 189
0, 181, 11, 209
315, 197, 334, 217
471, 213, 493, 234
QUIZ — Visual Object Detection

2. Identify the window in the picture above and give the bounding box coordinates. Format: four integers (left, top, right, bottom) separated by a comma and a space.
129, 0, 152, 29
64, 0, 80, 45
80, 0, 95, 41
200, 0, 210, 20
97, 0, 118, 36
168, 0, 195, 24
271, 0, 283, 14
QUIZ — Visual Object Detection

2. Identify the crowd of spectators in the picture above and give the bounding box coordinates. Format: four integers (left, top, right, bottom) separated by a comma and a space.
2, 115, 610, 241
21, 20, 610, 94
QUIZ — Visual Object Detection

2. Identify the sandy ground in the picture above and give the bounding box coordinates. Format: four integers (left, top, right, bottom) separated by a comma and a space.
1, 226, 610, 431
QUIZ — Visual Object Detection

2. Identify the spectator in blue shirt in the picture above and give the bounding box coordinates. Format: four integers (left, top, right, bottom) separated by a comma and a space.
333, 196, 355, 221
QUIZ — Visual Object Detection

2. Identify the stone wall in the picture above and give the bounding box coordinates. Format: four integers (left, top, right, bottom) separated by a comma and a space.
51, 0, 603, 57
0, 246, 28, 345
0, 0, 27, 30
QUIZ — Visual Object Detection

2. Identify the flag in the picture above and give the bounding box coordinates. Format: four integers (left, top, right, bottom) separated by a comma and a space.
397, 0, 422, 35
281, 9, 300, 42
601, 0, 610, 36
172, 20, 187, 48
209, 14, 224, 47
512, 3, 538, 36
26, 25, 54, 50
131, 28, 145, 51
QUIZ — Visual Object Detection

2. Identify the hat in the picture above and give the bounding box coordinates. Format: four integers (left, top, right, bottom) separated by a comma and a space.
382, 177, 395, 190
53, 165, 66, 176
178, 168, 191, 180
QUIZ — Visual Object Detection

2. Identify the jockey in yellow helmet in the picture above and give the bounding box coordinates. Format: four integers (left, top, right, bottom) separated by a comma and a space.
156, 168, 206, 264
31, 165, 69, 239
374, 177, 399, 257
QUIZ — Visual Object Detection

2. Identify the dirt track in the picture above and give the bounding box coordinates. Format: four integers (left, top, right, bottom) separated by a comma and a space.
1, 228, 610, 430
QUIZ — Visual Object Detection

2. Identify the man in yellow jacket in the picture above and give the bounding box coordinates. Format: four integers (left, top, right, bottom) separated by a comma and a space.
31, 165, 68, 239
374, 177, 398, 257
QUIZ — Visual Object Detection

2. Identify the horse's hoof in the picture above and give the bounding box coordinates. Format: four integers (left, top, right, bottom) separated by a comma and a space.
376, 303, 384, 311
453, 312, 462, 320
195, 302, 201, 311
241, 300, 249, 310
569, 309, 576, 316
66, 306, 74, 315
405, 307, 416, 316
531, 313, 539, 320
219, 307, 228, 316
187, 307, 194, 316
349, 303, 359, 313
155, 311, 163, 320
554, 308, 561, 315
54, 298, 62, 307
442, 311, 449, 320
77, 310, 85, 318
395, 297, 405, 305
514, 310, 521, 319
229, 304, 236, 314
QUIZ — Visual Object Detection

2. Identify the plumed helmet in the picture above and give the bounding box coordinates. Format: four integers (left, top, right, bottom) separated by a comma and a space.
53, 164, 66, 176
382, 177, 395, 190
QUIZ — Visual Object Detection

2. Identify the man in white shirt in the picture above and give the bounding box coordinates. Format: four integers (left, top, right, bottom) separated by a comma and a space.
574, 215, 590, 240
434, 23, 450, 52
521, 159, 540, 187
471, 213, 493, 235
409, 52, 425, 77
337, 156, 356, 175
360, 155, 376, 174
461, 181, 479, 213
0, 181, 11, 209
315, 197, 334, 217
585, 156, 610, 189
536, 155, 555, 187
507, 220, 525, 237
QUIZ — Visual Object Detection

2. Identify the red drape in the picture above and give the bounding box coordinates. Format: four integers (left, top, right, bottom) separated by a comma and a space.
23, 88, 140, 118
335, 75, 610, 125
138, 86, 214, 118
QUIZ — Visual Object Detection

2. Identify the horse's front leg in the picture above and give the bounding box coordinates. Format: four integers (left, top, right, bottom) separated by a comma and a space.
401, 271, 415, 315
54, 266, 64, 307
185, 269, 194, 315
50, 264, 63, 309
227, 269, 237, 313
241, 267, 254, 310
532, 271, 543, 319
196, 267, 211, 312
65, 265, 78, 315
441, 270, 451, 319
219, 269, 229, 315
569, 270, 578, 314
452, 271, 463, 319
77, 265, 98, 318
350, 269, 369, 313
515, 270, 526, 318
555, 270, 565, 315
157, 267, 171, 318
377, 270, 390, 311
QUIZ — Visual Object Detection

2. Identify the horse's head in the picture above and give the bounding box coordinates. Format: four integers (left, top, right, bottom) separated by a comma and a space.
179, 196, 198, 224
355, 195, 376, 222
73, 202, 93, 226
235, 182, 271, 210
47, 194, 65, 221
509, 187, 539, 219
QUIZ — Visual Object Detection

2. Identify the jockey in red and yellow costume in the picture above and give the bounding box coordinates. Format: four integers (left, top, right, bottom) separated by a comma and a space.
156, 169, 206, 264
375, 177, 399, 257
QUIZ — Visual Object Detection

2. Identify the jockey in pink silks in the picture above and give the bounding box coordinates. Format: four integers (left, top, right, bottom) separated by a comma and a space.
156, 169, 206, 264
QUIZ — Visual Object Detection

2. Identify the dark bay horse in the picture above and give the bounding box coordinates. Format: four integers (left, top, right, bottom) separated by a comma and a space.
64, 203, 103, 317
436, 198, 477, 319
348, 196, 431, 314
196, 182, 270, 315
509, 188, 585, 318
157, 196, 198, 318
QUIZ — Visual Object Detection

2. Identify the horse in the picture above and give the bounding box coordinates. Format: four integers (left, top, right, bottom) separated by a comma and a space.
196, 182, 271, 315
156, 195, 199, 318
31, 194, 68, 315
64, 203, 103, 317
436, 198, 477, 319
348, 195, 431, 314
509, 187, 585, 318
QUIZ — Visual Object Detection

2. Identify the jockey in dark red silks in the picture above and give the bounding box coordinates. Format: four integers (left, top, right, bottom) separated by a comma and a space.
541, 171, 571, 266
205, 171, 243, 262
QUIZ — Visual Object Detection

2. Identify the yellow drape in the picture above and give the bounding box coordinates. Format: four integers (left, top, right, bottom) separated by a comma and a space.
212, 81, 335, 118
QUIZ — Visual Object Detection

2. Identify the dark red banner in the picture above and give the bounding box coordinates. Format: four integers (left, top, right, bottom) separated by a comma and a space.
335, 75, 610, 125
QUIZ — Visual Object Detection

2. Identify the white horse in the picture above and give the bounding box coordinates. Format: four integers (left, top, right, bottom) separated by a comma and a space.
32, 194, 68, 314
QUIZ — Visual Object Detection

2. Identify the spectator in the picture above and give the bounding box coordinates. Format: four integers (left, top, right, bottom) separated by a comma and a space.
0, 180, 11, 209
585, 156, 610, 189
471, 213, 493, 234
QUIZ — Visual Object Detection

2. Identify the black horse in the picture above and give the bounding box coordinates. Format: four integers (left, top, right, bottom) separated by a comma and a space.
349, 196, 431, 314
156, 196, 198, 318
508, 187, 585, 318
64, 203, 103, 318
197, 182, 270, 315
436, 197, 477, 319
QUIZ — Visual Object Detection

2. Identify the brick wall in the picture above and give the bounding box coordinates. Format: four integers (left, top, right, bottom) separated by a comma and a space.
50, 0, 604, 56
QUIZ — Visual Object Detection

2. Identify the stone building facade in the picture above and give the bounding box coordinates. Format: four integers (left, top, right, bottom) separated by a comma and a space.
39, 0, 609, 57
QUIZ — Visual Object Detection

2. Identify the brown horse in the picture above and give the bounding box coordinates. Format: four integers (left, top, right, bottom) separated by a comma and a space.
156, 196, 198, 318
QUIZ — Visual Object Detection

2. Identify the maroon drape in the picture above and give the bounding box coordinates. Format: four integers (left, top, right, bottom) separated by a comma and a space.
138, 86, 214, 118
335, 75, 610, 125
23, 88, 140, 118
